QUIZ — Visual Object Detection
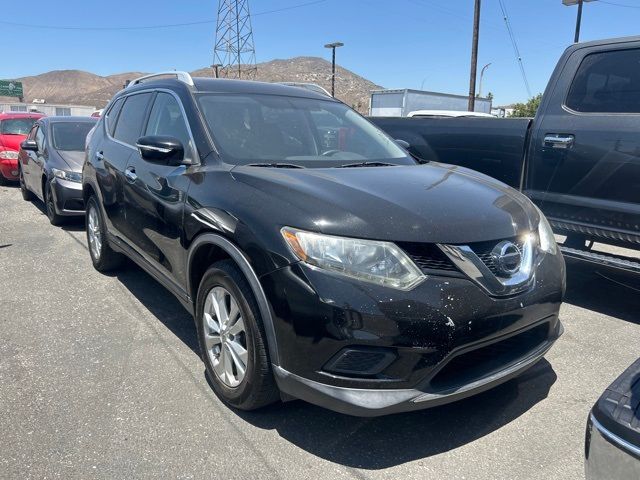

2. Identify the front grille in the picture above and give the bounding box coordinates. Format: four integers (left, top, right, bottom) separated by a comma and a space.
429, 322, 549, 391
468, 237, 525, 276
399, 242, 458, 274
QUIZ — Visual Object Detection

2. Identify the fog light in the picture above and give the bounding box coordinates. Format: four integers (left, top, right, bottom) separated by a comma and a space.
10, 170, 18, 176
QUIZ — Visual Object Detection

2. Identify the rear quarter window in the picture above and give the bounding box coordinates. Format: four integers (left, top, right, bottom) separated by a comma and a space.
113, 93, 153, 145
106, 97, 124, 137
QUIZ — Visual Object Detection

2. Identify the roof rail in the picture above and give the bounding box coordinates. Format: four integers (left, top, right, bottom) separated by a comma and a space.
127, 71, 194, 88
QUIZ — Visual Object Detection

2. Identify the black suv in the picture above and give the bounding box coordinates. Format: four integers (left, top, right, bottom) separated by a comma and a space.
83, 72, 565, 416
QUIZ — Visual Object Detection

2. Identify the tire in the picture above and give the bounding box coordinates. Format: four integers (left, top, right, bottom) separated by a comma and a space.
19, 167, 33, 200
0, 173, 8, 186
196, 259, 279, 411
85, 195, 124, 272
45, 180, 65, 226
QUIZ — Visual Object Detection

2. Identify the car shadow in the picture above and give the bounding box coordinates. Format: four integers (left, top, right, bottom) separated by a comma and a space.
563, 260, 640, 324
111, 259, 558, 469
113, 264, 199, 353
231, 360, 557, 469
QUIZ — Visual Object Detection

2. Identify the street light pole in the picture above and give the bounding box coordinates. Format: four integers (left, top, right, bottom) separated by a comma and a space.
478, 63, 491, 97
324, 42, 344, 97
574, 0, 583, 43
562, 0, 593, 43
468, 0, 481, 112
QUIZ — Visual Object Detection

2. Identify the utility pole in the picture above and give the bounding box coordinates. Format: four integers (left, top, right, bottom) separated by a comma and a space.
468, 0, 481, 112
324, 42, 344, 97
212, 63, 222, 78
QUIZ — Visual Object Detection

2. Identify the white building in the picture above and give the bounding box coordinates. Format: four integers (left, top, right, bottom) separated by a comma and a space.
0, 102, 95, 117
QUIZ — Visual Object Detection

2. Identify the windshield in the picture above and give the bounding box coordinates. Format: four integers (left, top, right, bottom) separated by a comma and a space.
51, 121, 96, 151
197, 93, 414, 167
0, 118, 38, 135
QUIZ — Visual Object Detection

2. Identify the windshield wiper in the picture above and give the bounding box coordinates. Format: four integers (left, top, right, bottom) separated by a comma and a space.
246, 162, 305, 169
335, 161, 397, 168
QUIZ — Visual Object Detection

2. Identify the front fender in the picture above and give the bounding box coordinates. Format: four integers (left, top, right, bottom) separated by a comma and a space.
186, 232, 282, 366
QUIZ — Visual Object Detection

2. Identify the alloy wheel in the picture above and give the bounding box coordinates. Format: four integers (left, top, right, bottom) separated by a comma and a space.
87, 205, 102, 260
203, 286, 248, 388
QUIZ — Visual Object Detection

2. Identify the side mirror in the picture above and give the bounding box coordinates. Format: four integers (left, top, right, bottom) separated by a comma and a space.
21, 139, 38, 151
136, 135, 184, 165
395, 139, 410, 149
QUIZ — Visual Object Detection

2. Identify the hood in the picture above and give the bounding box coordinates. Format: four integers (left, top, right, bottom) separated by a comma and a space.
0, 133, 26, 152
55, 150, 85, 171
231, 163, 538, 244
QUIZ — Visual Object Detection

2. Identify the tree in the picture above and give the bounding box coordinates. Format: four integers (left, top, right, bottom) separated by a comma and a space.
510, 93, 543, 117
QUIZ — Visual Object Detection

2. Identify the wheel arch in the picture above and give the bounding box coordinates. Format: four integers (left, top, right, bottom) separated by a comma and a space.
187, 233, 281, 366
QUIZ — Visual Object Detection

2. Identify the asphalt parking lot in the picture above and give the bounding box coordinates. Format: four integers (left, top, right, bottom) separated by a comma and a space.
1, 183, 639, 480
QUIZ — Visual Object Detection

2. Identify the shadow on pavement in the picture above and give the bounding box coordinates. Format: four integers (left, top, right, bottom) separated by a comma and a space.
234, 359, 557, 469
108, 254, 640, 469
111, 259, 558, 469
114, 265, 199, 353
564, 260, 640, 324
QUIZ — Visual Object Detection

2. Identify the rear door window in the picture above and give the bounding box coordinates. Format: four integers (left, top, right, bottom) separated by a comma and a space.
113, 93, 153, 146
566, 48, 640, 113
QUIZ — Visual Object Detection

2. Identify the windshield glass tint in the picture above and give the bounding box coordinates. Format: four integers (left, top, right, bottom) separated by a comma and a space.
0, 118, 38, 135
197, 93, 413, 166
51, 122, 95, 151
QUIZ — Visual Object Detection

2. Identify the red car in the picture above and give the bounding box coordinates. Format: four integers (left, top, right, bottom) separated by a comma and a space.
0, 112, 45, 184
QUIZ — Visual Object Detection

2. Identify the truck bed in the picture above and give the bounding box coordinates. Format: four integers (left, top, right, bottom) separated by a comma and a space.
371, 116, 531, 188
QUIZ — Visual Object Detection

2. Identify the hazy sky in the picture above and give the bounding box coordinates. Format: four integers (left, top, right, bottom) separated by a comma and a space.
3, 0, 640, 105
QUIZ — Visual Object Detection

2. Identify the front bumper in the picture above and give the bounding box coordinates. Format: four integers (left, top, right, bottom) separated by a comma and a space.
261, 249, 565, 416
51, 177, 84, 216
585, 357, 640, 479
0, 158, 19, 181
586, 414, 640, 479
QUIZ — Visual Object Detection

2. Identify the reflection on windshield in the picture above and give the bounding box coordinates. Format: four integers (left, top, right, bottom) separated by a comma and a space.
0, 118, 38, 135
52, 121, 96, 151
197, 93, 414, 167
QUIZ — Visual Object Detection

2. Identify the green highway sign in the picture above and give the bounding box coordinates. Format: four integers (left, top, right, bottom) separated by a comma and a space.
0, 80, 24, 98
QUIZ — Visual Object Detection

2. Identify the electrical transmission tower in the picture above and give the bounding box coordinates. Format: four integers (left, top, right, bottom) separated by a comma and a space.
213, 0, 257, 79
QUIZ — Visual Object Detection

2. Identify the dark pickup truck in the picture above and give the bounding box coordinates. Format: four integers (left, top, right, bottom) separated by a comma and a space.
372, 35, 640, 273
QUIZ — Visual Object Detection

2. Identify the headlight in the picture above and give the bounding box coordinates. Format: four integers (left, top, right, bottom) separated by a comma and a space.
0, 150, 18, 160
52, 168, 82, 183
536, 207, 557, 254
281, 227, 425, 290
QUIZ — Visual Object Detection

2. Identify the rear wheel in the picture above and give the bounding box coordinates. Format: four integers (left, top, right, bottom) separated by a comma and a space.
86, 195, 124, 271
45, 180, 65, 226
19, 167, 33, 201
196, 260, 279, 411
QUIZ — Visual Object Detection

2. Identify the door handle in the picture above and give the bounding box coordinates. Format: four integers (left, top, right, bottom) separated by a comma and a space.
543, 134, 574, 149
124, 167, 137, 183
96, 151, 104, 161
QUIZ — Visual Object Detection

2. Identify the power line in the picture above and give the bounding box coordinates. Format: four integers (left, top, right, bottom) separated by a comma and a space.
595, 0, 640, 9
0, 0, 329, 31
498, 0, 532, 98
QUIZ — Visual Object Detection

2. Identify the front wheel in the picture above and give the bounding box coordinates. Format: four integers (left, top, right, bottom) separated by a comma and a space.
85, 196, 124, 271
19, 167, 33, 201
196, 260, 279, 411
45, 180, 65, 226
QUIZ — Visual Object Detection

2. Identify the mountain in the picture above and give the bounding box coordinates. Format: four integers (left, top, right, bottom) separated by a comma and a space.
5, 57, 381, 113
